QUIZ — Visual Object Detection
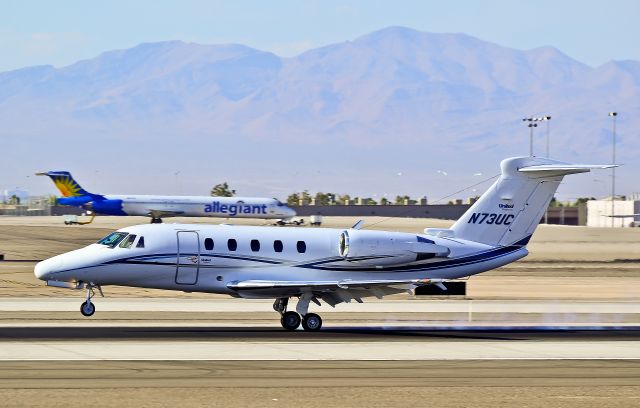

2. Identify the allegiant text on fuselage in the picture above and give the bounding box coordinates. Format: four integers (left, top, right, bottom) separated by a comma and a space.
204, 201, 268, 216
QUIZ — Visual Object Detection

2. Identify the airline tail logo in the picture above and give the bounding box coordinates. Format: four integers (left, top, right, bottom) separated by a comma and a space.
37, 172, 89, 197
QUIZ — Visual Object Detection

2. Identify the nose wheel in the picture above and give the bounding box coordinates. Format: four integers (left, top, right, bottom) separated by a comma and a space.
80, 301, 95, 317
79, 283, 102, 317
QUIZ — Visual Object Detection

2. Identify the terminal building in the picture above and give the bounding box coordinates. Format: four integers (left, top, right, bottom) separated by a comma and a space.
587, 198, 640, 228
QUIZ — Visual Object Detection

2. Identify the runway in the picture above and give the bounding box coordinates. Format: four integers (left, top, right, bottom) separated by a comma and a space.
1, 298, 639, 360
0, 325, 638, 360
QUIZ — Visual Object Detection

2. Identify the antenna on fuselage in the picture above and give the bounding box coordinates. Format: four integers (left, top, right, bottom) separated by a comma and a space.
351, 220, 365, 230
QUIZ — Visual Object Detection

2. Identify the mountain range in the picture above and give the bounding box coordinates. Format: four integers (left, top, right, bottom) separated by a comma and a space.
3, 27, 638, 200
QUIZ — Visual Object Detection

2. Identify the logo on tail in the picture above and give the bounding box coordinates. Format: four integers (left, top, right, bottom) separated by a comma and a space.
36, 171, 92, 197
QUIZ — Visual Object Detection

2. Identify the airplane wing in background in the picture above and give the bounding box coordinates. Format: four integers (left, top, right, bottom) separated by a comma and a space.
147, 210, 185, 219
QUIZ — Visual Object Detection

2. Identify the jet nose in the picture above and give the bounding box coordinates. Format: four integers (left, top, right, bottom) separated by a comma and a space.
34, 257, 63, 281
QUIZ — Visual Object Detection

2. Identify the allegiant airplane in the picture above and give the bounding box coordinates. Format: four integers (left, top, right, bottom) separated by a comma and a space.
37, 171, 296, 223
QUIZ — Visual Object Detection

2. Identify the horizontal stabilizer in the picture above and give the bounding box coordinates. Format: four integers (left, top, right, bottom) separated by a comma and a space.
518, 163, 617, 176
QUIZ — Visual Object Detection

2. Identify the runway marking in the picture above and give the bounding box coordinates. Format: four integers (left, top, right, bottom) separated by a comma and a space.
2, 341, 640, 361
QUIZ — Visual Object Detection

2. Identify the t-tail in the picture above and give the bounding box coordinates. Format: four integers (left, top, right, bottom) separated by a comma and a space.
36, 171, 94, 197
450, 157, 615, 247
36, 171, 103, 206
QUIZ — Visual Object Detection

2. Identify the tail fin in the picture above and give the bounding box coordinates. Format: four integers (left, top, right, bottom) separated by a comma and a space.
36, 171, 94, 197
450, 157, 614, 246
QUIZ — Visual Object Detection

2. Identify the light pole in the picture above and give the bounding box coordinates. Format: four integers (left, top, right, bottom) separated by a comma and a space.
543, 116, 552, 157
609, 112, 617, 228
522, 116, 550, 156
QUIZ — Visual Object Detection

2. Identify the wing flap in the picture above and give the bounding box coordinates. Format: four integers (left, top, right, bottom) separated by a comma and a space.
227, 278, 440, 291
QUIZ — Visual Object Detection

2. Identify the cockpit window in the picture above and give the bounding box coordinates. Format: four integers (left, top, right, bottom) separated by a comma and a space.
97, 232, 128, 248
119, 234, 137, 249
275, 200, 285, 207
136, 236, 145, 248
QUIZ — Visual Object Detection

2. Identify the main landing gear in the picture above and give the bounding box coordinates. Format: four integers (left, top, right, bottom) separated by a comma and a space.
150, 217, 163, 224
80, 283, 102, 317
273, 296, 323, 331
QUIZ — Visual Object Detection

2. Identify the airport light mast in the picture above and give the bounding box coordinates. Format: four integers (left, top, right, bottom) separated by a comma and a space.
543, 116, 552, 157
609, 112, 618, 228
523, 115, 552, 223
522, 116, 549, 157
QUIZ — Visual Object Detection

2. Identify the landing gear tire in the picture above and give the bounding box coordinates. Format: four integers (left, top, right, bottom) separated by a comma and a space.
80, 301, 95, 317
301, 313, 322, 331
150, 218, 162, 224
280, 311, 301, 331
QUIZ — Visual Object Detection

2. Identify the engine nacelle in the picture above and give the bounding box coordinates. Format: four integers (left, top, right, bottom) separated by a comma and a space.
57, 196, 93, 207
85, 199, 126, 216
338, 229, 450, 266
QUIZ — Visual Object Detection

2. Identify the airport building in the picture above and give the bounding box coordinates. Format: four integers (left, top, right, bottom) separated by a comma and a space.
587, 198, 640, 228
0, 196, 51, 216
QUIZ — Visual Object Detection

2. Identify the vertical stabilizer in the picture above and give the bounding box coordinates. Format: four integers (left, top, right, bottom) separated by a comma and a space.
36, 171, 94, 197
450, 157, 613, 246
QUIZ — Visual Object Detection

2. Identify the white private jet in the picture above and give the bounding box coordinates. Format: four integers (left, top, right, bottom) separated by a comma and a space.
35, 156, 613, 331
37, 171, 296, 223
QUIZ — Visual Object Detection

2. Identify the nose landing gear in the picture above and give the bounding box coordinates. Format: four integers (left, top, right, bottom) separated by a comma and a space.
80, 301, 95, 317
79, 283, 102, 317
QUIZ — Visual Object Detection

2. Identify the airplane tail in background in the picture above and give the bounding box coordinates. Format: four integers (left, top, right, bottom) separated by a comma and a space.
450, 157, 614, 247
36, 171, 95, 198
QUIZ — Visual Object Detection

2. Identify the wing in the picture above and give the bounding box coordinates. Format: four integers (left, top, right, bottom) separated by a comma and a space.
227, 278, 447, 306
148, 209, 185, 218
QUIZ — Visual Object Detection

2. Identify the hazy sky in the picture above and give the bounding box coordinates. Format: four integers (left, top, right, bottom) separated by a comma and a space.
2, 0, 639, 72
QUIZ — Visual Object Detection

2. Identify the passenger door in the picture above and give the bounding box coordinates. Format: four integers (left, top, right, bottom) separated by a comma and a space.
176, 231, 200, 285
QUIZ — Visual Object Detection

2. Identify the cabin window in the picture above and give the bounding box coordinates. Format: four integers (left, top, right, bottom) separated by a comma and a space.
250, 239, 260, 252
97, 232, 128, 248
296, 240, 306, 253
204, 238, 214, 251
136, 236, 145, 248
119, 234, 137, 249
228, 239, 237, 251
273, 240, 283, 252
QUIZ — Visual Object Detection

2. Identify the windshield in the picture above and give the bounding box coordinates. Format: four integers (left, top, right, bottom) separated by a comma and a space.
119, 234, 137, 249
97, 232, 128, 248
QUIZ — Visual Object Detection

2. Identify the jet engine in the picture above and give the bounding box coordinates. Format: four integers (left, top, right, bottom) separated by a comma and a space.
83, 199, 125, 215
56, 196, 93, 207
338, 229, 450, 266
